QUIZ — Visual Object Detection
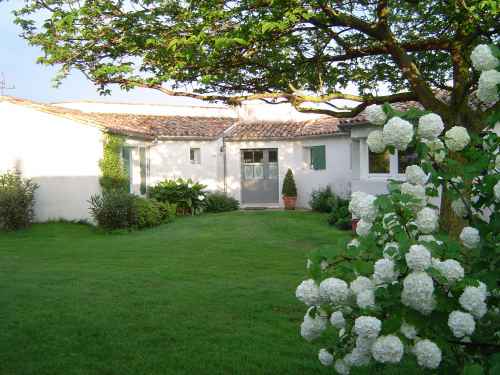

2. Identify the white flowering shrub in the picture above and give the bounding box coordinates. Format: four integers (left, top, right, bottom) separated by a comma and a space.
295, 44, 500, 374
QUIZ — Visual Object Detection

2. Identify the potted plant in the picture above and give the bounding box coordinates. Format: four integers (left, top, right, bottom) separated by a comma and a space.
282, 169, 298, 210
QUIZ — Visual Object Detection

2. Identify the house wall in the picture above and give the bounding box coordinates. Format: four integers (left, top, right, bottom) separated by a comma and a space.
0, 101, 103, 222
224, 136, 352, 208
149, 139, 223, 191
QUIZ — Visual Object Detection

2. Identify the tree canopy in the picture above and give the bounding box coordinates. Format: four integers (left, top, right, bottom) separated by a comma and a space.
9, 0, 500, 127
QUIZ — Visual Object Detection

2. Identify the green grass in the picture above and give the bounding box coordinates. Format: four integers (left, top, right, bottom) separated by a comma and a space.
0, 211, 350, 375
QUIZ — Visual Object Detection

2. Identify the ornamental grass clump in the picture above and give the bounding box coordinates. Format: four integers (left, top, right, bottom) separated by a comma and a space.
295, 44, 500, 374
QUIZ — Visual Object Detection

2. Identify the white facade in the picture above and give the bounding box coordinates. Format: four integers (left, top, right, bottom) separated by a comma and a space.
0, 101, 103, 222
225, 136, 352, 208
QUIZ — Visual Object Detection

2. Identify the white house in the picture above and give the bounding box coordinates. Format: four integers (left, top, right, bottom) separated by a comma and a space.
0, 95, 417, 222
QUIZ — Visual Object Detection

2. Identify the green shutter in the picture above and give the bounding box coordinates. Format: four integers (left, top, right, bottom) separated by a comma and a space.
122, 147, 131, 193
311, 146, 326, 170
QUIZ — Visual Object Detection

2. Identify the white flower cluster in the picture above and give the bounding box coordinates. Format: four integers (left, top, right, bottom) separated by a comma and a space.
459, 227, 480, 249
364, 104, 387, 126
451, 199, 467, 218
478, 69, 500, 104
413, 339, 442, 369
405, 244, 431, 271
319, 278, 350, 305
349, 192, 378, 222
300, 307, 327, 341
471, 44, 499, 72
418, 113, 444, 140
348, 192, 367, 219
367, 130, 386, 153
402, 271, 435, 315
400, 322, 417, 339
448, 310, 475, 338
371, 335, 404, 364
383, 117, 414, 151
318, 348, 334, 366
459, 285, 488, 319
354, 316, 381, 338
445, 126, 470, 152
330, 310, 346, 329
423, 139, 446, 163
296, 279, 320, 306
433, 259, 464, 284
356, 219, 372, 237
415, 207, 438, 234
401, 182, 427, 208
405, 165, 428, 186
373, 258, 398, 285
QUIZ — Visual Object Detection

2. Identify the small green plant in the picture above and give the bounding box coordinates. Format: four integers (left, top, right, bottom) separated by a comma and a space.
282, 169, 297, 197
149, 178, 207, 215
327, 200, 351, 230
0, 172, 38, 231
99, 133, 128, 192
309, 186, 337, 213
205, 192, 239, 213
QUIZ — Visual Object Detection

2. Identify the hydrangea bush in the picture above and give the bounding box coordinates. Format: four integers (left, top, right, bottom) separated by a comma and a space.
296, 44, 500, 374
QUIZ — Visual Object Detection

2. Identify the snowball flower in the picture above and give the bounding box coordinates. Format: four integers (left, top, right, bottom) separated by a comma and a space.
494, 181, 500, 202
356, 194, 378, 222
345, 346, 371, 367
402, 271, 435, 315
349, 192, 368, 219
367, 130, 386, 153
371, 335, 404, 364
415, 207, 439, 234
459, 227, 480, 249
350, 276, 374, 295
423, 139, 446, 163
445, 126, 470, 152
405, 244, 432, 271
414, 339, 442, 369
471, 44, 499, 71
448, 310, 475, 338
354, 316, 382, 338
477, 69, 500, 104
356, 219, 372, 237
383, 242, 400, 259
451, 199, 468, 218
459, 286, 488, 319
300, 307, 328, 341
365, 104, 387, 125
330, 310, 346, 329
400, 322, 417, 340
405, 165, 428, 186
373, 258, 398, 285
334, 359, 350, 375
319, 278, 350, 305
383, 117, 414, 151
357, 290, 376, 309
318, 348, 334, 366
198, 195, 205, 201
434, 259, 464, 284
347, 239, 360, 249
418, 113, 444, 140
296, 279, 320, 306
401, 182, 427, 208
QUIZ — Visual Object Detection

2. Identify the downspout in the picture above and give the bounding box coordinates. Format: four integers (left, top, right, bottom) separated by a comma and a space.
220, 121, 239, 194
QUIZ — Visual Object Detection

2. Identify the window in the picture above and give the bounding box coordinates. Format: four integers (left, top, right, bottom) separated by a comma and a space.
398, 146, 418, 174
139, 147, 147, 195
310, 145, 326, 170
369, 149, 390, 174
190, 148, 201, 164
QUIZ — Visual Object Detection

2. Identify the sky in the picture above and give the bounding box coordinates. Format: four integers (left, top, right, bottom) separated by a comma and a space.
0, 1, 197, 105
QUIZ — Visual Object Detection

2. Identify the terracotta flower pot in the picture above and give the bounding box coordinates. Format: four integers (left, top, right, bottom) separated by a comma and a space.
283, 196, 297, 210
351, 218, 359, 234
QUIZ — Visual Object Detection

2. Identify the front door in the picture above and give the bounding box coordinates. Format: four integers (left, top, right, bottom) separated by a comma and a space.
241, 149, 279, 204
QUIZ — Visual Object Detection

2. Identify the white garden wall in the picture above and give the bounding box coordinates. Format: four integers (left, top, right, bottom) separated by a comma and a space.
224, 136, 352, 208
0, 101, 103, 222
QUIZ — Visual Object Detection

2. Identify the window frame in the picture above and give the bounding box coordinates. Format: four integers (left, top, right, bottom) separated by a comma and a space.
303, 145, 326, 171
190, 147, 201, 165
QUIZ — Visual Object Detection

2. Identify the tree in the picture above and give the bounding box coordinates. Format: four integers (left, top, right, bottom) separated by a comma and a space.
8, 0, 500, 230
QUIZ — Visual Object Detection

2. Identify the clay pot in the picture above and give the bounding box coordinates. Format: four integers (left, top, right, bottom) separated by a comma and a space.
283, 196, 297, 210
351, 218, 359, 234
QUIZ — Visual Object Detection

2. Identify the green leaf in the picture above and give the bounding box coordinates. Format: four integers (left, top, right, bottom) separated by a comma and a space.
463, 364, 484, 375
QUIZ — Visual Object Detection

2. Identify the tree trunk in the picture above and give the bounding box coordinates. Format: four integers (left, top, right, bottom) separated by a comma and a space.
439, 184, 464, 239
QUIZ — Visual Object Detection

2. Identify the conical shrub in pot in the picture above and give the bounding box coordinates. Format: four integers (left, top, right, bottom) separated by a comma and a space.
282, 169, 297, 210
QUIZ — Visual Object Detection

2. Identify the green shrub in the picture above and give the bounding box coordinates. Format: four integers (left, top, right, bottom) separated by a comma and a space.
155, 200, 177, 223
205, 192, 239, 213
149, 178, 207, 215
282, 169, 297, 197
132, 197, 162, 229
0, 172, 38, 231
88, 191, 136, 230
327, 204, 351, 230
309, 186, 338, 213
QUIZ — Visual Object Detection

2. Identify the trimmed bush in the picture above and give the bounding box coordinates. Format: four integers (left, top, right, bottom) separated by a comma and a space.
282, 169, 297, 197
309, 186, 337, 213
205, 192, 239, 213
149, 178, 207, 215
132, 197, 162, 229
88, 191, 136, 231
0, 172, 38, 231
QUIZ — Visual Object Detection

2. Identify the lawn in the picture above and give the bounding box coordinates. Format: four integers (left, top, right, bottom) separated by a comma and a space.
0, 211, 350, 375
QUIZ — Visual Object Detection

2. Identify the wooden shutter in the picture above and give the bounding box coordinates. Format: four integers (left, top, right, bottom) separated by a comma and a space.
311, 146, 326, 170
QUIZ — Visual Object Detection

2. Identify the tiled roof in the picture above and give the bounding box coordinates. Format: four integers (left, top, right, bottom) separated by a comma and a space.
0, 96, 235, 140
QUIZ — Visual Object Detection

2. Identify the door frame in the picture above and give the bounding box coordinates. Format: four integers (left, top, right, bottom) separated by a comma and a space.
240, 148, 279, 205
